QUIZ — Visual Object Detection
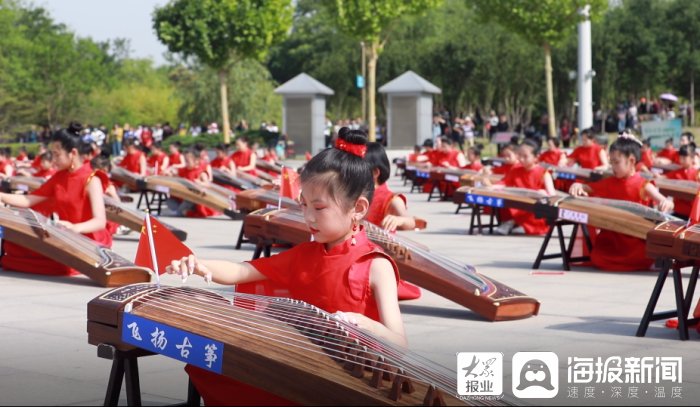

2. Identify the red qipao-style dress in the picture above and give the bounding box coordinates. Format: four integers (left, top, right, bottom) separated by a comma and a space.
568, 144, 604, 169
177, 166, 220, 218
186, 228, 400, 405
365, 182, 421, 300
663, 167, 699, 217
1, 162, 112, 275
231, 149, 257, 176
498, 165, 551, 235
586, 173, 654, 271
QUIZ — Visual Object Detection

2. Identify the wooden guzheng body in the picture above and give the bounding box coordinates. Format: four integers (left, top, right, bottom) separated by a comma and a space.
0, 206, 151, 286
144, 175, 239, 219
646, 219, 699, 260
455, 186, 679, 239
652, 162, 682, 174
110, 167, 144, 191
541, 164, 608, 183
235, 188, 300, 213
0, 176, 45, 193
211, 168, 259, 191
87, 284, 473, 406
103, 196, 187, 241
244, 208, 540, 321
654, 178, 699, 202
256, 160, 283, 175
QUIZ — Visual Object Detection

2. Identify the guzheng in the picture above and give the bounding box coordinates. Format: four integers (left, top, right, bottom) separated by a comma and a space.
453, 186, 680, 239
87, 284, 476, 406
144, 175, 240, 219
646, 219, 690, 260
541, 164, 608, 183
244, 208, 540, 321
654, 178, 699, 202
235, 188, 300, 213
110, 167, 145, 191
256, 160, 283, 175
459, 172, 503, 187
103, 196, 187, 241
0, 176, 45, 193
651, 162, 681, 174
212, 168, 259, 191
0, 206, 151, 286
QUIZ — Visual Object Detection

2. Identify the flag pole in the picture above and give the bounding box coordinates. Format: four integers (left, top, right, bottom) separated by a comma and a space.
145, 209, 161, 289
278, 164, 284, 210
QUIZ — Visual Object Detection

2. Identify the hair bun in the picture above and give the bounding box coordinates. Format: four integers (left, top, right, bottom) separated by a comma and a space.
337, 127, 368, 146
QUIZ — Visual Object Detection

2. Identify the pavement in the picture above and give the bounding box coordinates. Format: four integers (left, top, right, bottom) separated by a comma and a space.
0, 154, 698, 406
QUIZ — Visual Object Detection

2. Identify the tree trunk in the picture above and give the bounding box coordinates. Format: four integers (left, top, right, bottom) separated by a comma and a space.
367, 41, 378, 142
691, 75, 695, 127
219, 69, 231, 144
544, 43, 556, 138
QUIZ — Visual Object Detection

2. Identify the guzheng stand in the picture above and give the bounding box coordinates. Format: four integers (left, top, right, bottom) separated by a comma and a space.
97, 344, 201, 406
636, 259, 699, 341
532, 220, 592, 271
467, 204, 499, 235
135, 180, 167, 216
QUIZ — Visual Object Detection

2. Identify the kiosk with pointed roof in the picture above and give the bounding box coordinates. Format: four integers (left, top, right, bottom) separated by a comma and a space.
274, 73, 334, 156
378, 71, 441, 148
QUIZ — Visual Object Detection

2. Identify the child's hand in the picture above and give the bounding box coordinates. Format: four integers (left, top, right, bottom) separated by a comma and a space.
657, 197, 674, 213
569, 182, 588, 197
380, 215, 401, 232
333, 311, 370, 330
166, 254, 212, 283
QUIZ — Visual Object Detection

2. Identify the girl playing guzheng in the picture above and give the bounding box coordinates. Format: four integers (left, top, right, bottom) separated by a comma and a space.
167, 127, 406, 406
488, 139, 556, 235
569, 136, 674, 271
0, 129, 111, 276
660, 143, 699, 218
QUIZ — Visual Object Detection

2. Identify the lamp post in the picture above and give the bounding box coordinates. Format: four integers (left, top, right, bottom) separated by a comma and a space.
577, 5, 594, 133
361, 41, 366, 124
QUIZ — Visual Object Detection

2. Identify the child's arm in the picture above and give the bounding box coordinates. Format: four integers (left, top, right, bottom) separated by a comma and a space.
644, 183, 674, 213
167, 254, 267, 285
569, 182, 592, 196
542, 171, 556, 196
139, 155, 148, 177
0, 192, 46, 207
594, 150, 610, 171
336, 258, 406, 347
382, 196, 416, 231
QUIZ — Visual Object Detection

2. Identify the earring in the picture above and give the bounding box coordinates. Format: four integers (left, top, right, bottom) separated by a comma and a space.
351, 223, 358, 246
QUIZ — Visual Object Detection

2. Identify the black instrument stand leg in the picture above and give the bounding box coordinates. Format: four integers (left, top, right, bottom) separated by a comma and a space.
235, 221, 247, 250
186, 379, 201, 406
556, 223, 570, 271
532, 224, 557, 270
104, 353, 125, 406
636, 258, 672, 337
672, 263, 689, 340
124, 356, 142, 406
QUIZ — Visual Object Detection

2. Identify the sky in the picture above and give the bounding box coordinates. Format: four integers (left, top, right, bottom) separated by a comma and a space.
40, 0, 170, 66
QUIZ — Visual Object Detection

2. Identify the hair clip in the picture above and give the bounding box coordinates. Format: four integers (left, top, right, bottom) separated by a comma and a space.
335, 138, 366, 158
618, 131, 643, 146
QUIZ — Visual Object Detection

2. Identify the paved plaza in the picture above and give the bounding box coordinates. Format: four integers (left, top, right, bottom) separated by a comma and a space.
0, 155, 697, 405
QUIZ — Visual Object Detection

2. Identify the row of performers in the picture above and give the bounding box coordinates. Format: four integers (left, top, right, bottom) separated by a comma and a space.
409, 129, 699, 176
451, 135, 676, 273
0, 127, 417, 280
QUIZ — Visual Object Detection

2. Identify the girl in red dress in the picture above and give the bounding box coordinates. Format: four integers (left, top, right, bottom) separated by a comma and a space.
167, 141, 185, 175
489, 139, 556, 235
117, 138, 146, 176
638, 138, 655, 173
569, 136, 674, 271
0, 129, 111, 276
147, 143, 169, 175
567, 128, 609, 170
463, 145, 484, 171
31, 152, 57, 178
0, 148, 14, 179
230, 136, 257, 176
489, 143, 519, 176
166, 149, 217, 218
656, 137, 679, 164
166, 127, 406, 406
662, 144, 699, 217
538, 137, 566, 167
210, 143, 237, 175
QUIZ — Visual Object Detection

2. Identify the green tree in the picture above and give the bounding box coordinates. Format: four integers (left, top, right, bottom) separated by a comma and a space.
330, 0, 442, 141
471, 0, 607, 137
666, 0, 700, 125
153, 0, 293, 144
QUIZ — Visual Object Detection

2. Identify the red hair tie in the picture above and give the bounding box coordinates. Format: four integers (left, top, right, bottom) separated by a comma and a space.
335, 138, 366, 158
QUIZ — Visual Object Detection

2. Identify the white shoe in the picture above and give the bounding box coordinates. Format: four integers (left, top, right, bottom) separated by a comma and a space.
493, 220, 515, 235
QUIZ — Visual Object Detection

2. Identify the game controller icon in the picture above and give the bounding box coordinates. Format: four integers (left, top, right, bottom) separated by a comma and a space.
516, 359, 554, 391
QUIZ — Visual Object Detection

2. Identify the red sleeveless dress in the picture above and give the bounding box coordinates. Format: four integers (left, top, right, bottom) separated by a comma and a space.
498, 165, 550, 235
586, 173, 653, 271
2, 163, 111, 276
186, 229, 400, 405
231, 149, 257, 176
663, 167, 699, 217
365, 183, 421, 300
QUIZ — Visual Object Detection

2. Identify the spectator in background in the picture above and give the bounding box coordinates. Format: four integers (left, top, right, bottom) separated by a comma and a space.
559, 117, 571, 148
162, 122, 174, 140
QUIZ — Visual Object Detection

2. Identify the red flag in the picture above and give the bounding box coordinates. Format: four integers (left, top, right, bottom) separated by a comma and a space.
305, 151, 312, 161
689, 191, 700, 226
279, 167, 300, 200
134, 215, 192, 275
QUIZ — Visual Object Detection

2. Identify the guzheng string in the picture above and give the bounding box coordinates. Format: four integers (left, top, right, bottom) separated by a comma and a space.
138, 287, 457, 392
576, 196, 680, 223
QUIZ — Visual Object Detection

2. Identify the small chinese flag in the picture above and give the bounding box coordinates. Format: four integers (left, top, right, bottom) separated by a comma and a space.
279, 166, 300, 200
134, 215, 192, 275
305, 151, 312, 161
689, 191, 700, 226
